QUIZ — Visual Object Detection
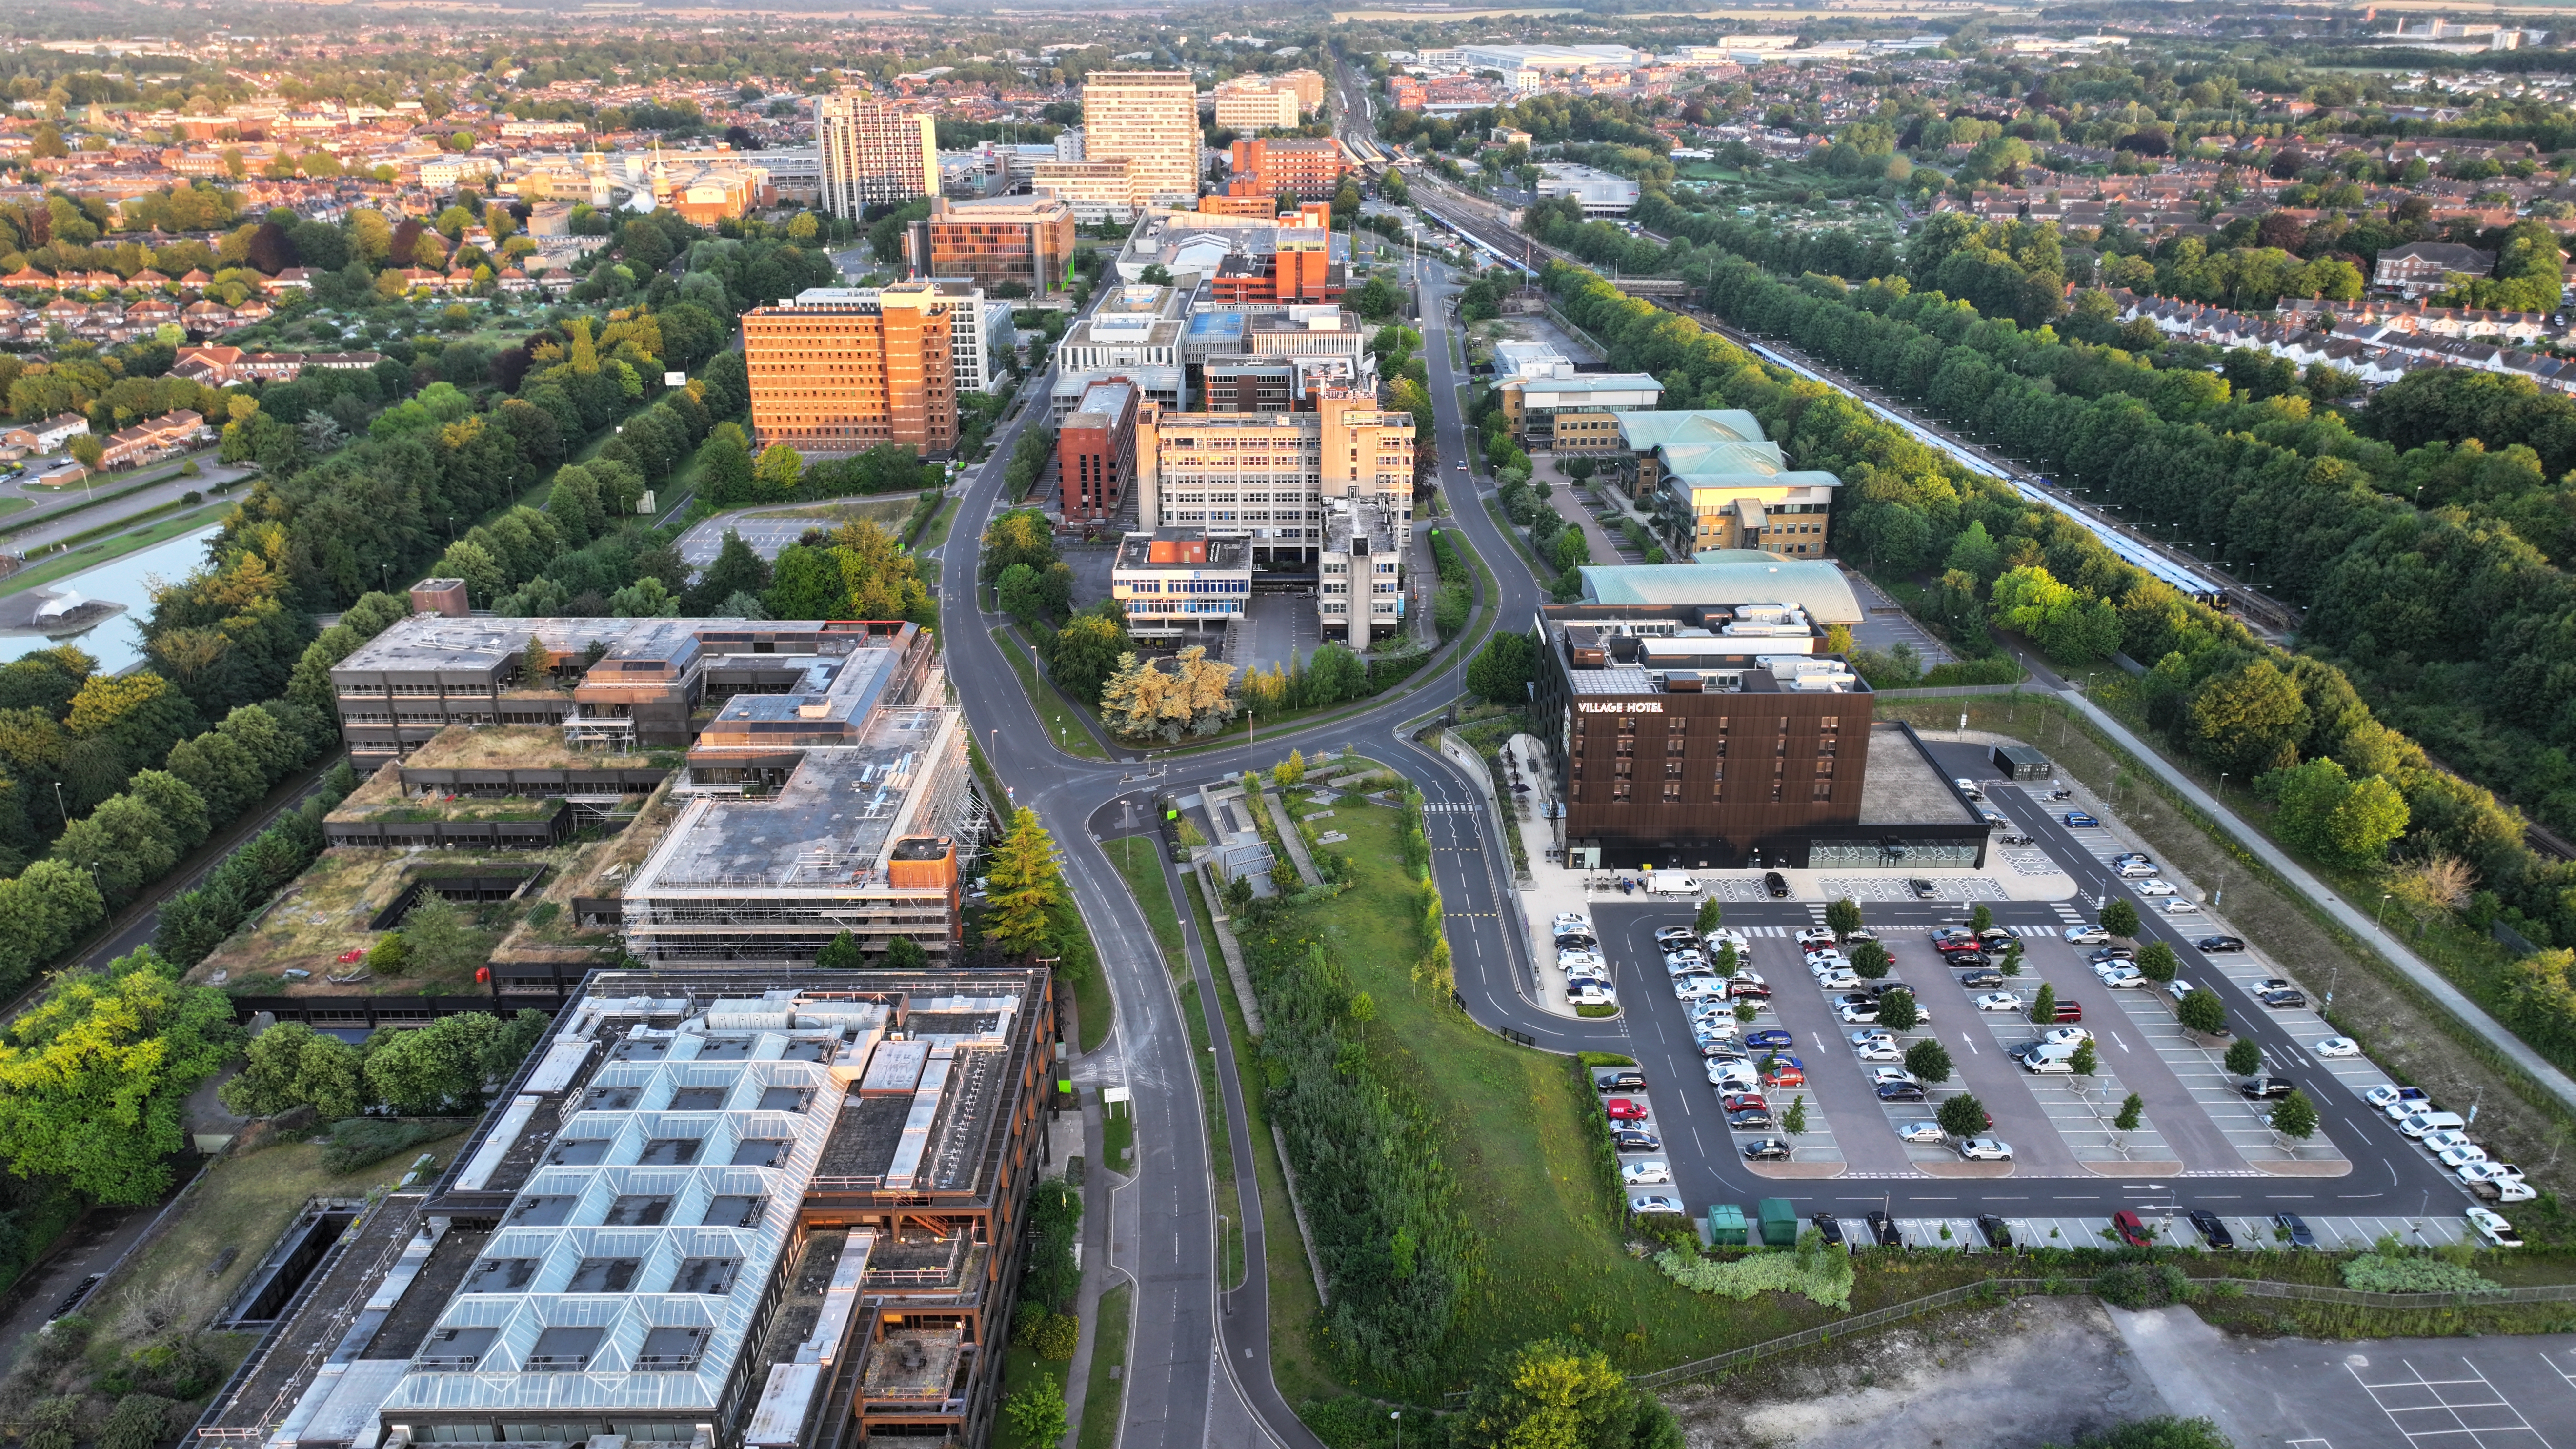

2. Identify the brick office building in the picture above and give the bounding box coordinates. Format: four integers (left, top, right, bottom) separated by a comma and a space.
1059, 378, 1141, 525
904, 193, 1077, 294
742, 281, 958, 457
1228, 137, 1349, 201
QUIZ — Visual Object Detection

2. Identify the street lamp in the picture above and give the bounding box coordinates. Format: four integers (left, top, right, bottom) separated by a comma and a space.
51, 780, 65, 825
2375, 892, 2393, 938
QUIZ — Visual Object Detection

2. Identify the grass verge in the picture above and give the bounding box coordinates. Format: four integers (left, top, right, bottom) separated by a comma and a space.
0, 506, 226, 598
991, 1343, 1067, 1449
1108, 835, 1184, 967
1076, 1284, 1134, 1449
991, 626, 1111, 761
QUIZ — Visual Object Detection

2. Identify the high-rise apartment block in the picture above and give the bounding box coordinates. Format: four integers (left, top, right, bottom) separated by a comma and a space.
1136, 388, 1413, 565
1228, 137, 1349, 201
1213, 76, 1301, 133
1081, 71, 1203, 208
902, 194, 1077, 294
743, 281, 957, 458
815, 91, 940, 217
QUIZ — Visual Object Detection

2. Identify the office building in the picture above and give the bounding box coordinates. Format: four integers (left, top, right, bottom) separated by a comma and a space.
795, 282, 1014, 394
1615, 410, 1840, 556
1213, 76, 1301, 133
1533, 162, 1642, 215
1059, 378, 1142, 525
1528, 600, 1983, 870
1113, 528, 1252, 637
815, 91, 940, 217
1492, 342, 1662, 449
742, 281, 957, 458
192, 966, 1060, 1449
1058, 282, 1188, 373
903, 193, 1077, 295
1136, 388, 1414, 565
1081, 71, 1202, 208
1026, 159, 1144, 223
1228, 137, 1349, 201
1319, 498, 1401, 647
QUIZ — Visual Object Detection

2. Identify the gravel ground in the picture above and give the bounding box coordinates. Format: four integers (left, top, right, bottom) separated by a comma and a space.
1662, 1296, 2170, 1449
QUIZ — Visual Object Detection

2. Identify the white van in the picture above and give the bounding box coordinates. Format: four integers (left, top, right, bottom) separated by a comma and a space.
1646, 872, 1701, 895
2399, 1110, 2469, 1139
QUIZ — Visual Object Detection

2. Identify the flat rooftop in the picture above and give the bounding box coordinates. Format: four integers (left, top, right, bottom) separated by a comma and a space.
334, 616, 908, 680
640, 709, 959, 889
1859, 723, 1980, 826
398, 724, 666, 773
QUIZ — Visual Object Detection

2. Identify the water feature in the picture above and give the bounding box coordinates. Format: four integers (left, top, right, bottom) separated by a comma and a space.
0, 526, 220, 675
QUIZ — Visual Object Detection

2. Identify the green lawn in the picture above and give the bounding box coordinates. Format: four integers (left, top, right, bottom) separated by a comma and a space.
991, 626, 1111, 760
0, 504, 228, 599
915, 494, 961, 553
1076, 1284, 1133, 1449
1107, 835, 1184, 967
991, 1343, 1069, 1449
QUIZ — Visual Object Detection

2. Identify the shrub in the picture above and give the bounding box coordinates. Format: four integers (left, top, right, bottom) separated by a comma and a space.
2092, 1263, 2190, 1309
2342, 1250, 2501, 1294
320, 1115, 455, 1173
1655, 1229, 1853, 1309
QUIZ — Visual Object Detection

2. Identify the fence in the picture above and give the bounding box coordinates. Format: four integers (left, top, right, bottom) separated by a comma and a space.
1454, 990, 1538, 1047
1625, 1275, 2576, 1390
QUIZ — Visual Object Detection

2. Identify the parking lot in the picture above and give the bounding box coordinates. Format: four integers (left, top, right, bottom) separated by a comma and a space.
1547, 753, 2502, 1245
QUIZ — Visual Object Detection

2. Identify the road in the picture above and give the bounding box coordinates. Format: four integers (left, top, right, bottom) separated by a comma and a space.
937, 249, 1537, 1444
1, 447, 255, 559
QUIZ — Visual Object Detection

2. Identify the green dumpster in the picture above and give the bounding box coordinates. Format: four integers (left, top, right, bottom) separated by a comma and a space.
1705, 1203, 1748, 1247
1757, 1198, 1799, 1247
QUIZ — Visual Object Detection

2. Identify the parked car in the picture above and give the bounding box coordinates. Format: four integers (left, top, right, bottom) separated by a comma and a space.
1763, 871, 1791, 897
1727, 1107, 1776, 1130
1839, 1003, 1883, 1024
2274, 1212, 2316, 1248
1630, 1194, 1687, 1215
1817, 969, 1863, 991
2111, 1210, 2152, 1248
2040, 1026, 2094, 1047
1942, 950, 1990, 969
1567, 983, 1617, 1008
2188, 1209, 2234, 1250
2161, 898, 2203, 915
1855, 1040, 1904, 1063
1610, 1128, 1661, 1153
1909, 878, 1940, 899
1708, 1061, 1758, 1088
2314, 1037, 2360, 1058
1895, 1121, 1945, 1144
2460, 1161, 2528, 1187
1673, 974, 1726, 1000
2168, 979, 2197, 1003
1704, 929, 1751, 957
2133, 878, 2177, 896
2064, 811, 2102, 827
1957, 969, 2007, 989
1606, 1097, 1649, 1121
1645, 872, 1700, 896
1877, 1081, 1928, 1102
2117, 861, 2158, 879
2367, 1085, 2430, 1115
1620, 1160, 1672, 1185
1552, 911, 1591, 933
2090, 946, 2138, 964
2196, 935, 2247, 953
1741, 1138, 1791, 1162
2436, 1144, 2491, 1169
2064, 924, 2110, 945
1654, 926, 1700, 948
2400, 1110, 2468, 1138
1555, 931, 1598, 952
1953, 778, 1983, 799
1744, 1029, 1794, 1049
1867, 1211, 1904, 1247
2257, 986, 2308, 1008
1796, 927, 1839, 948
1726, 977, 1772, 1000
1935, 937, 1985, 956
1850, 1027, 1897, 1047
2239, 1077, 2294, 1101
2422, 1129, 2477, 1156
1761, 1063, 1806, 1087
1814, 1213, 1847, 1248
2467, 1207, 2525, 1248
1593, 1069, 1648, 1093
2020, 1053, 2073, 1075
1975, 992, 2026, 1013
1957, 1137, 2012, 1161
1977, 1214, 2013, 1248
2096, 966, 2146, 989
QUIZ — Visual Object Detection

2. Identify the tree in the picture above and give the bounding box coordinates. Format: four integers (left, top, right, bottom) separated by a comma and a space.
1849, 940, 1891, 979
2069, 1039, 2100, 1076
2101, 898, 2140, 938
2271, 1088, 2320, 1140
1876, 988, 1917, 1032
1904, 1038, 1952, 1084
220, 1021, 364, 1120
2265, 758, 2410, 868
2189, 659, 2311, 775
1466, 631, 1538, 705
1826, 898, 1862, 936
1051, 613, 1128, 704
1937, 1092, 1986, 1139
816, 930, 864, 969
400, 896, 490, 978
985, 807, 1067, 957
1456, 1338, 1658, 1449
983, 508, 1059, 576
1693, 897, 1725, 935
2135, 941, 2178, 984
686, 532, 771, 615
68, 434, 103, 470
1999, 940, 2023, 977
1782, 1095, 1808, 1133
2178, 988, 2227, 1036
1001, 1373, 1069, 1446
2224, 1036, 2263, 1076
753, 442, 804, 498
2115, 1092, 2144, 1132
1969, 903, 1993, 933
363, 1011, 499, 1115
885, 936, 929, 969
0, 952, 236, 1203
2029, 981, 2058, 1025
1277, 750, 1307, 788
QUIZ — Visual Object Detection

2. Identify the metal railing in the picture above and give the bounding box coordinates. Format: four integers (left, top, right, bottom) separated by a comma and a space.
1625, 1276, 2576, 1390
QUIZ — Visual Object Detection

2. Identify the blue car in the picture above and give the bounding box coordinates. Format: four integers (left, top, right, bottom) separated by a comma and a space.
1743, 1029, 1794, 1049
2063, 811, 2101, 827
1751, 1053, 1803, 1070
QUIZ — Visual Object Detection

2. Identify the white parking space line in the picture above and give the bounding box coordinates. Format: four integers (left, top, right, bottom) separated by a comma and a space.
2349, 1358, 2554, 1449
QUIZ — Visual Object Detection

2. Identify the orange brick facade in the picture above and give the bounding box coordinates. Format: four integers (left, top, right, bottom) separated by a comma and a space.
743, 283, 958, 458
1228, 137, 1348, 201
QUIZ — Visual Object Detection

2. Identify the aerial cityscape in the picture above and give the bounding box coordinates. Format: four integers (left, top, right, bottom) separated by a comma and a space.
8, 1, 2576, 1447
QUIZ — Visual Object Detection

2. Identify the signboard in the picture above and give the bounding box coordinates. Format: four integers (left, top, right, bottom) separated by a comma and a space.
664, 371, 687, 387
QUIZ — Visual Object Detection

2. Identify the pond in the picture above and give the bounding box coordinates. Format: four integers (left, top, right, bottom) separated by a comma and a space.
0, 525, 221, 675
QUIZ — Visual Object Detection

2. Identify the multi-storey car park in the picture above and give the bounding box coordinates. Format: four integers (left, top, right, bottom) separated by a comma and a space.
192, 968, 1060, 1449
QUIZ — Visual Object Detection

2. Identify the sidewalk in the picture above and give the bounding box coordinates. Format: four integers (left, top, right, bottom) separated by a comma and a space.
1261, 791, 1323, 887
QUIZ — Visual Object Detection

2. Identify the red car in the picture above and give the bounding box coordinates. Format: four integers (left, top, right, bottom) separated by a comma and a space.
1720, 1091, 1769, 1114
1606, 1098, 1649, 1122
1762, 1064, 1807, 1087
2111, 1210, 2152, 1248
1935, 938, 1983, 956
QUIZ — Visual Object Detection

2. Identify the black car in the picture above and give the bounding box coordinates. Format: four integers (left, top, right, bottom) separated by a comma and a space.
1727, 1107, 1775, 1130
2188, 1209, 2235, 1249
1956, 969, 2007, 989
1877, 1082, 1928, 1103
2239, 1076, 2294, 1101
1866, 980, 1914, 999
1944, 950, 1989, 969
1813, 1212, 1846, 1248
2274, 1211, 2315, 1249
1556, 932, 1599, 952
1610, 1129, 1662, 1153
1764, 871, 1791, 898
2258, 988, 2310, 1009
2089, 946, 2137, 964
1594, 1069, 1648, 1093
1742, 1138, 1792, 1161
2196, 935, 2247, 953
1836, 992, 1877, 1009
1976, 1214, 2013, 1249
1866, 1210, 1904, 1247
